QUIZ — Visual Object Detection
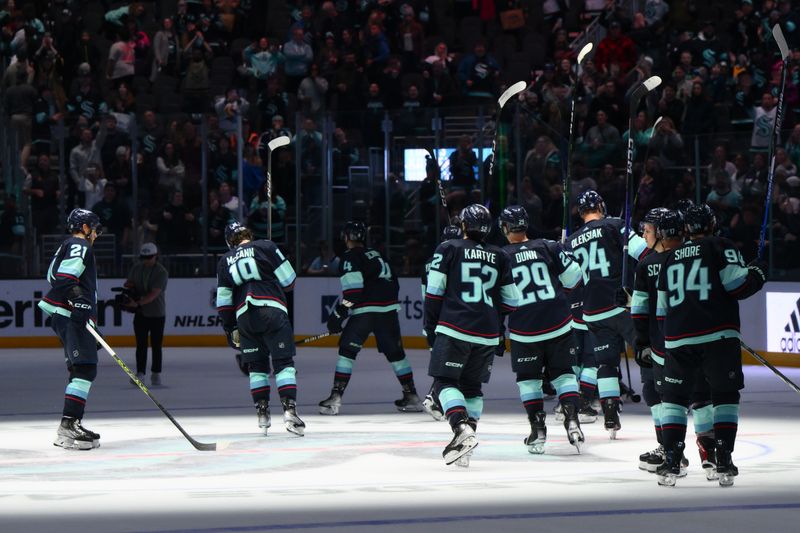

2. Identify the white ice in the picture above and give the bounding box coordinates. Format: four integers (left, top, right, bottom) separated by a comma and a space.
1, 347, 799, 533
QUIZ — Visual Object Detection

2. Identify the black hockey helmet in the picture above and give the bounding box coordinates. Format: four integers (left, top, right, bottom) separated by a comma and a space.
460, 204, 493, 242
639, 207, 670, 233
225, 221, 251, 248
66, 208, 101, 235
656, 209, 685, 240
441, 224, 463, 241
577, 190, 606, 215
684, 203, 716, 235
499, 205, 529, 233
342, 221, 367, 243
674, 198, 695, 217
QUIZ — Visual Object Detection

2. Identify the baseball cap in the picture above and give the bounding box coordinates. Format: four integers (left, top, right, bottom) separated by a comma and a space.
139, 242, 158, 257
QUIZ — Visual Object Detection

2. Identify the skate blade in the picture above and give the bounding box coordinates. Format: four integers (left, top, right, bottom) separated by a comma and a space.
718, 473, 736, 487
638, 461, 649, 471
53, 436, 94, 451
526, 440, 546, 454
657, 474, 677, 487
396, 404, 424, 413
285, 423, 305, 437
568, 430, 584, 453
444, 438, 478, 465
572, 439, 582, 454
318, 405, 340, 415
607, 428, 618, 440
455, 452, 472, 468
703, 465, 719, 481
646, 462, 663, 473
677, 466, 688, 478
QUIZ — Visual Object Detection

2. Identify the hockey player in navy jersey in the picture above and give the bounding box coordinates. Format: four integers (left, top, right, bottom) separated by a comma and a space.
320, 221, 423, 415
421, 223, 463, 422
500, 206, 585, 453
38, 209, 103, 450
568, 190, 650, 438
425, 204, 522, 465
216, 222, 305, 436
655, 204, 766, 487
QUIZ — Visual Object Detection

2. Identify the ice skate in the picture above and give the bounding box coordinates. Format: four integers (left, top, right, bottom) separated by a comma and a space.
562, 404, 584, 454
578, 399, 598, 423
656, 442, 686, 487
602, 398, 621, 439
151, 372, 162, 386
281, 399, 305, 437
455, 419, 478, 467
714, 439, 738, 487
640, 445, 664, 472
394, 390, 423, 413
443, 422, 478, 465
318, 388, 343, 415
553, 403, 564, 422
256, 399, 271, 435
53, 417, 99, 450
422, 393, 445, 421
524, 411, 547, 454
697, 435, 718, 481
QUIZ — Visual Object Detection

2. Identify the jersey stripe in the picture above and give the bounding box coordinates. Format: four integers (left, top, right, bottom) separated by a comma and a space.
340, 271, 364, 291
216, 287, 233, 307
425, 271, 447, 296
57, 257, 86, 278
719, 264, 748, 292
274, 260, 297, 287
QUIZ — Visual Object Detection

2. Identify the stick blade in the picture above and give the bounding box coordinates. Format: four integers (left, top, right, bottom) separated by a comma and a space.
643, 75, 662, 92
190, 439, 217, 451
773, 24, 790, 60
577, 42, 593, 64
267, 136, 291, 151
498, 81, 528, 109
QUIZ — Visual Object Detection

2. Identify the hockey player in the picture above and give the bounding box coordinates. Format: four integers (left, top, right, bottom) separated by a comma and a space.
568, 190, 650, 438
38, 209, 103, 450
216, 222, 305, 436
500, 205, 585, 454
320, 221, 422, 414
421, 224, 463, 422
655, 204, 766, 487
424, 204, 521, 465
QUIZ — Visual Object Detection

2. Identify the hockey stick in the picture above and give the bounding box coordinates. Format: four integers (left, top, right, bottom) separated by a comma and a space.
758, 24, 791, 260
622, 352, 641, 403
488, 81, 528, 182
86, 325, 217, 451
561, 42, 593, 243
265, 136, 291, 241
424, 147, 448, 211
622, 76, 662, 287
740, 341, 800, 394
631, 115, 663, 215
295, 332, 331, 346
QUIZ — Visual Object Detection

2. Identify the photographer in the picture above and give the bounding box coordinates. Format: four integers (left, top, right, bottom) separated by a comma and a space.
124, 243, 168, 385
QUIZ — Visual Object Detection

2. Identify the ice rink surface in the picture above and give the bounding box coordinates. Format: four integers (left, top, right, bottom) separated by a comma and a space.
1, 346, 799, 533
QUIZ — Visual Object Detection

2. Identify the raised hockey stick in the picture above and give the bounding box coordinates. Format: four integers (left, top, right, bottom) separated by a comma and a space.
86, 325, 218, 451
622, 76, 662, 288
265, 136, 291, 241
488, 81, 528, 181
424, 147, 448, 211
631, 115, 663, 214
740, 341, 800, 394
561, 42, 593, 243
758, 24, 791, 260
295, 332, 331, 346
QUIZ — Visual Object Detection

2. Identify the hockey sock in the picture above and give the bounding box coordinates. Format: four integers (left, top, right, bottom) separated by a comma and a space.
465, 396, 484, 423
275, 367, 297, 402
63, 378, 92, 419
552, 373, 580, 408
516, 379, 544, 421
597, 364, 620, 400
713, 404, 739, 452
572, 365, 582, 378
650, 403, 663, 444
438, 387, 468, 429
390, 358, 415, 389
692, 403, 714, 436
579, 366, 598, 398
249, 372, 270, 404
333, 356, 354, 389
660, 402, 689, 451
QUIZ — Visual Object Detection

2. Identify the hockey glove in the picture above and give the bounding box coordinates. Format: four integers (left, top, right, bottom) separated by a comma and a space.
69, 300, 92, 326
496, 333, 507, 357
326, 303, 350, 334
425, 329, 436, 350
224, 327, 240, 349
634, 346, 653, 368
235, 353, 249, 376
747, 259, 768, 284
615, 287, 632, 308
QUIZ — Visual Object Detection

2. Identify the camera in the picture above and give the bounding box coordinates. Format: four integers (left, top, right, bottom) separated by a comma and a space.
111, 286, 139, 312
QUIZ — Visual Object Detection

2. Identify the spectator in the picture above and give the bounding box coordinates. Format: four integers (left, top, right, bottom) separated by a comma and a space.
283, 27, 313, 93
736, 152, 767, 200
396, 4, 424, 72
23, 154, 60, 235
318, 31, 341, 83
4, 67, 37, 170
306, 240, 340, 276
210, 136, 237, 188
647, 116, 685, 170
99, 115, 130, 173
214, 88, 249, 135
107, 30, 136, 89
69, 126, 106, 206
31, 85, 63, 155
331, 127, 358, 180
248, 182, 286, 242
157, 141, 186, 199
708, 145, 737, 187
108, 83, 135, 133
775, 147, 797, 177
424, 42, 455, 73
682, 82, 715, 140
397, 84, 425, 135
256, 78, 288, 131
181, 49, 209, 113
593, 21, 637, 78
151, 18, 180, 81
656, 84, 685, 131
582, 109, 621, 168
449, 135, 478, 192
457, 41, 500, 99
425, 60, 456, 107
297, 63, 329, 118
67, 32, 102, 86
730, 204, 763, 261
363, 82, 387, 146
785, 124, 800, 167
158, 190, 196, 252
91, 182, 131, 250
241, 37, 282, 82
68, 63, 108, 122
752, 92, 777, 151
218, 181, 241, 218
364, 23, 391, 81
205, 190, 233, 251
707, 169, 743, 228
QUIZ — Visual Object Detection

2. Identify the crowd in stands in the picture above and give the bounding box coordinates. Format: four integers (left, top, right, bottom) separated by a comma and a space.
1, 0, 799, 275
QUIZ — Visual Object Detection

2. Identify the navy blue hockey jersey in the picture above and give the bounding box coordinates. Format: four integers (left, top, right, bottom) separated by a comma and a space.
568, 216, 649, 323
631, 250, 671, 364
425, 239, 520, 345
38, 236, 98, 323
216, 239, 296, 328
339, 246, 400, 314
504, 239, 583, 342
656, 236, 764, 349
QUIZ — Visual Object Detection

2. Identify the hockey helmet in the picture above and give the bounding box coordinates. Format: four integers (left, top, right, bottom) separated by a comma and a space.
499, 205, 529, 233
684, 204, 716, 235
656, 209, 685, 240
66, 208, 101, 235
674, 198, 695, 217
577, 190, 606, 215
441, 224, 463, 241
224, 221, 251, 249
460, 204, 493, 242
342, 221, 367, 243
639, 207, 670, 233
